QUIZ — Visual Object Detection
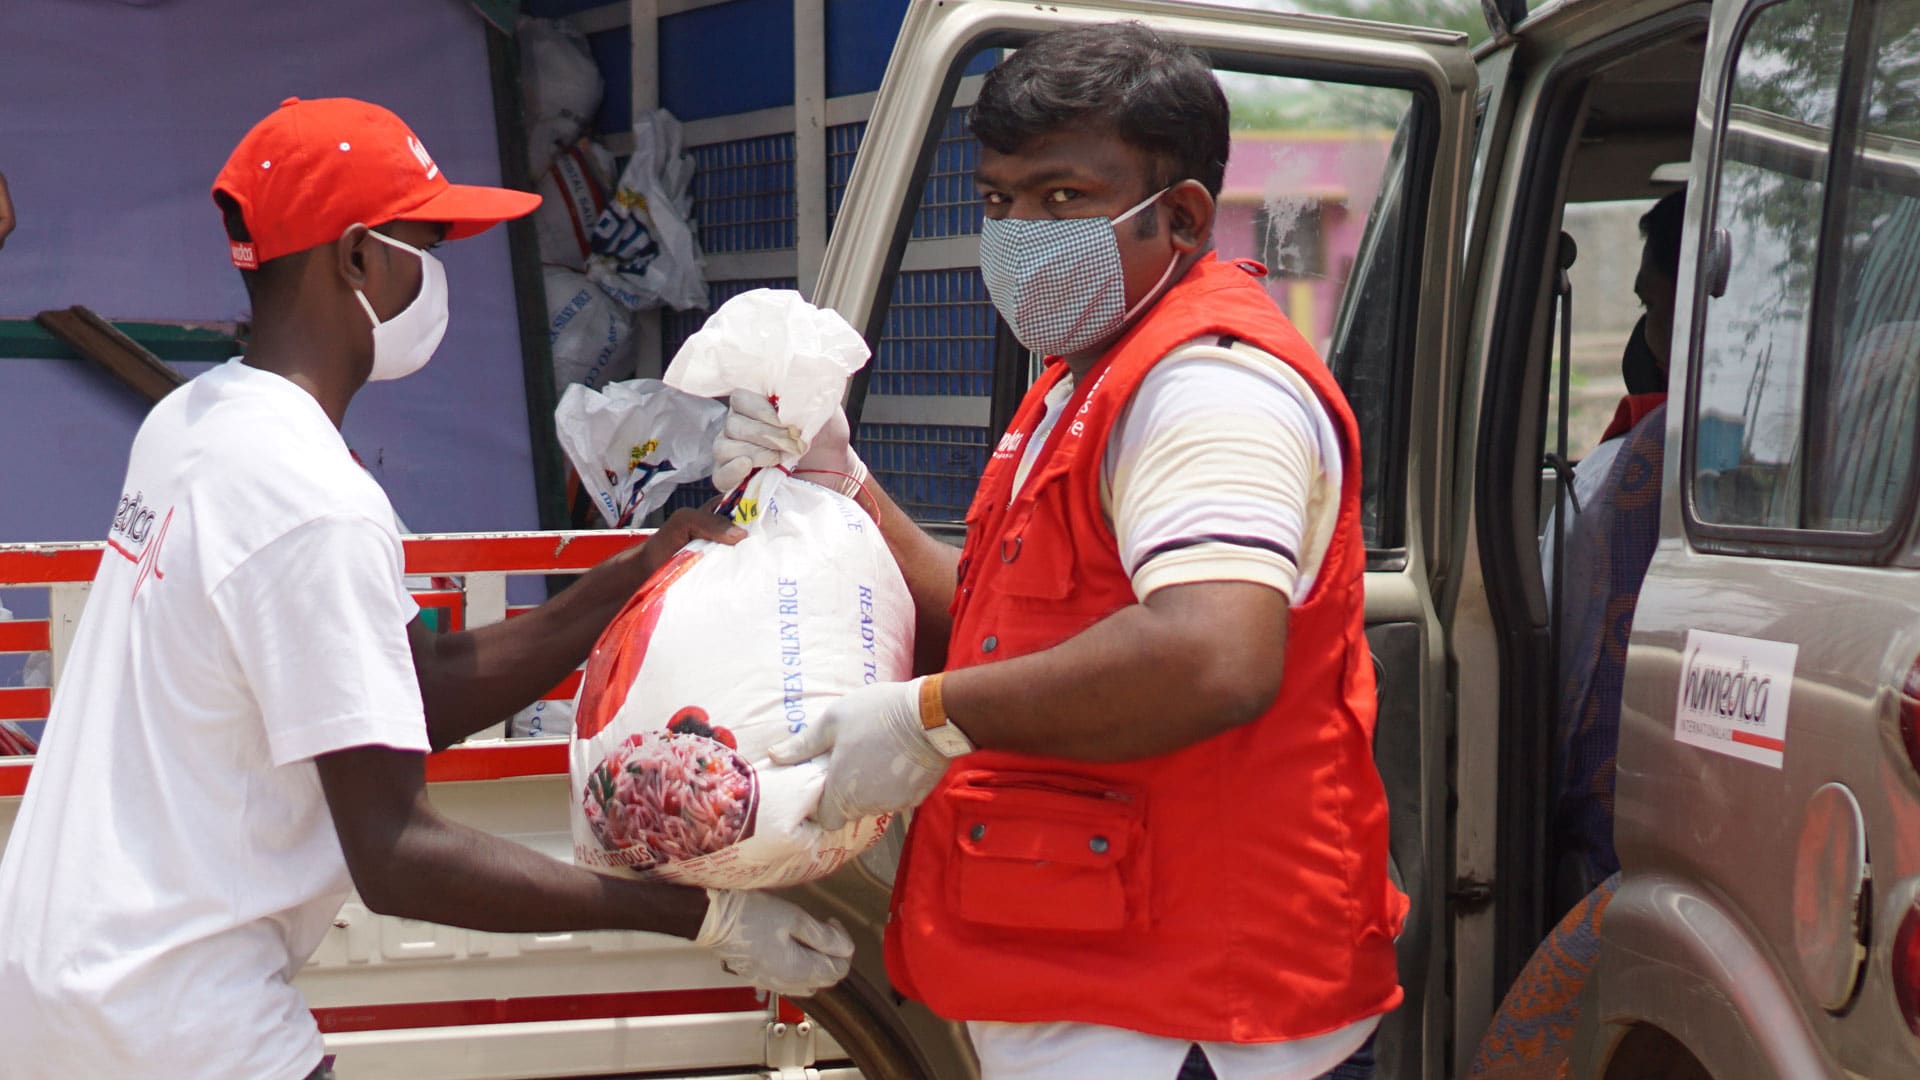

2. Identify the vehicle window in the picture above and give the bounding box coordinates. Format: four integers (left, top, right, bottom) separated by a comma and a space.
1219, 75, 1416, 553
1805, 8, 1920, 532
1688, 0, 1852, 530
851, 48, 1423, 547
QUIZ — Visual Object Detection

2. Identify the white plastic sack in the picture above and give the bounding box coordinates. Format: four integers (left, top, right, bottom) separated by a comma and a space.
511, 698, 575, 739
534, 140, 616, 271
555, 379, 725, 527
586, 109, 707, 312
518, 16, 604, 175
570, 298, 902, 889
663, 289, 870, 453
546, 267, 637, 394
569, 469, 911, 888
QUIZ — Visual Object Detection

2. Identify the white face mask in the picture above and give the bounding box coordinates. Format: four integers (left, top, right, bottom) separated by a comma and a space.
352, 227, 448, 382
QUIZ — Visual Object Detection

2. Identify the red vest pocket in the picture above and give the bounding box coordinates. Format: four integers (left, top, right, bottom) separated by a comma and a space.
945, 771, 1147, 933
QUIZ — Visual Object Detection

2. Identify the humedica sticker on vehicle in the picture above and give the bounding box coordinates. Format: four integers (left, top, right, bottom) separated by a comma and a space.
1672, 629, 1798, 769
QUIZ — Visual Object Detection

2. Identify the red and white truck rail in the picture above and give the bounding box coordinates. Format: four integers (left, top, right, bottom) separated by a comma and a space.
0, 531, 864, 1080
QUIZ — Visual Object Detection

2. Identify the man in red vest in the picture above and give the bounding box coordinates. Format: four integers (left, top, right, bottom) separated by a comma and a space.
719, 22, 1404, 1080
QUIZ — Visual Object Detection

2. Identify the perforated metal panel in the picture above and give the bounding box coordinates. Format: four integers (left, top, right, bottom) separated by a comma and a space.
855, 422, 989, 522
873, 269, 994, 397
915, 107, 982, 239
826, 109, 980, 239
690, 134, 798, 253
825, 121, 864, 233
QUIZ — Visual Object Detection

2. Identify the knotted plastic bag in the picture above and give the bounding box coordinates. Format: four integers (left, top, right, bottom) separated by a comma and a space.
554, 380, 725, 528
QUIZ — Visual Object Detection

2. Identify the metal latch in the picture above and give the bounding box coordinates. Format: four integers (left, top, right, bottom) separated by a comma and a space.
1449, 876, 1494, 911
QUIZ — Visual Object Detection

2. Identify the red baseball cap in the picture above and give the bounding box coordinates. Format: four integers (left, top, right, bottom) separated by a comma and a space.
212, 96, 540, 269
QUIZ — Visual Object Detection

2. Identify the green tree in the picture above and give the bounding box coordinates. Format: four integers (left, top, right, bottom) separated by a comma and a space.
1216, 0, 1489, 131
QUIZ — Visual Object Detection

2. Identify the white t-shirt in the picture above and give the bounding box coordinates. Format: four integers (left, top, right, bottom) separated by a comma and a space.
0, 359, 429, 1080
977, 340, 1378, 1080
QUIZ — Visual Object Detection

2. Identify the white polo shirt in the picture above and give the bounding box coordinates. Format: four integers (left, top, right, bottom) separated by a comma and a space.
0, 359, 429, 1080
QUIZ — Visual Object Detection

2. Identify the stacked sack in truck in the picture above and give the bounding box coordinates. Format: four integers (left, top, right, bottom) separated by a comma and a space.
518, 16, 708, 403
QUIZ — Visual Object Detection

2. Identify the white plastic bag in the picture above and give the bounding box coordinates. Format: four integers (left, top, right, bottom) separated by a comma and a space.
534, 140, 616, 271
518, 16, 604, 174
511, 698, 575, 739
569, 297, 906, 889
555, 379, 725, 527
545, 267, 636, 393
663, 289, 870, 452
586, 109, 708, 312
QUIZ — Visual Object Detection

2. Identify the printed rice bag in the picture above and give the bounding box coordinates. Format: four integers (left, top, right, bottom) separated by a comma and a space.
570, 294, 910, 889
545, 267, 636, 393
534, 139, 616, 271
555, 379, 725, 527
586, 109, 707, 312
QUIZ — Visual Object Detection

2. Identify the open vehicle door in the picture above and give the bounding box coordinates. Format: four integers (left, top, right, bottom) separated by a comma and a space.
789, 2, 1480, 1076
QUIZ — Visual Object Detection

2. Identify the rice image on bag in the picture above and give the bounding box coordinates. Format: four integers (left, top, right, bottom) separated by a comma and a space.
581, 716, 758, 870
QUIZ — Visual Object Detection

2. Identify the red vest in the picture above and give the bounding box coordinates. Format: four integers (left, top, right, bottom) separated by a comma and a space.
882, 255, 1407, 1043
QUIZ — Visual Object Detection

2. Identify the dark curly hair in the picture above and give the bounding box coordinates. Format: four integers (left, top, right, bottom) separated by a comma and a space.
970, 22, 1231, 199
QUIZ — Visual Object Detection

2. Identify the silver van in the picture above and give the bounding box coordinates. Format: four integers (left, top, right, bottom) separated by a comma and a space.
793, 0, 1920, 1076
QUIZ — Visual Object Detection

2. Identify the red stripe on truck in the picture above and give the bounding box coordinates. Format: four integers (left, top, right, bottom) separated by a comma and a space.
0, 687, 50, 722
401, 532, 649, 575
0, 621, 50, 652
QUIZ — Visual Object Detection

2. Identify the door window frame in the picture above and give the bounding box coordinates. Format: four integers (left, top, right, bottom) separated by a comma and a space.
1679, 0, 1920, 562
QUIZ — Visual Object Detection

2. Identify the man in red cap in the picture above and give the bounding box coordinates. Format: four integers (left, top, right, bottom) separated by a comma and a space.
0, 98, 851, 1080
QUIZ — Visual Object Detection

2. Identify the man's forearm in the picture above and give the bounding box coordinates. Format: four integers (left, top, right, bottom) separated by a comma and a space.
319, 747, 707, 937
415, 549, 650, 748
939, 581, 1289, 761
363, 801, 707, 937
862, 479, 962, 674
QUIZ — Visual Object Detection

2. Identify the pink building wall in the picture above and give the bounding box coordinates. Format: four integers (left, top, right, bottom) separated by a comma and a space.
1213, 131, 1395, 349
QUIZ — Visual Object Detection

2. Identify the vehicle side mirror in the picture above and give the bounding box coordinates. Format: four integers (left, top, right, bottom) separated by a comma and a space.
1704, 226, 1733, 298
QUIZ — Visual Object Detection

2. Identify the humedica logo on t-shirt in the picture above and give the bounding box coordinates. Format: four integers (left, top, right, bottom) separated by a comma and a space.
108, 489, 175, 598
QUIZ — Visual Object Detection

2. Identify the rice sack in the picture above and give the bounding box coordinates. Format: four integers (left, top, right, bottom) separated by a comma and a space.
570, 289, 913, 889
570, 470, 913, 887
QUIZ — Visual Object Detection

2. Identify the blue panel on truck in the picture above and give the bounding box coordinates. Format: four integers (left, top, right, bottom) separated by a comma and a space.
588, 26, 633, 137
660, 0, 796, 120
856, 424, 990, 522
691, 135, 799, 252
826, 0, 910, 98
875, 270, 995, 397
828, 110, 981, 239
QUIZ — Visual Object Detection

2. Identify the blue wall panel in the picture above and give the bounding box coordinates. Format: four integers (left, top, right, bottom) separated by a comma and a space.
825, 0, 908, 98
660, 0, 795, 120
588, 26, 634, 136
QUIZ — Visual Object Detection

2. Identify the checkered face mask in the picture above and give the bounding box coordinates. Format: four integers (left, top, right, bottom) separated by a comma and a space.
979, 186, 1180, 357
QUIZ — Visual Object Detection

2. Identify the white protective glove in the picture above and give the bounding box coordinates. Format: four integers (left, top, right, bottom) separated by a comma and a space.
768, 676, 967, 831
713, 389, 867, 498
694, 888, 855, 996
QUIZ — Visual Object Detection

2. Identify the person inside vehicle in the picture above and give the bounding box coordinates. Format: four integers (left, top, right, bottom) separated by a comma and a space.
1539, 188, 1685, 588
0, 97, 852, 1080
715, 22, 1403, 1080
